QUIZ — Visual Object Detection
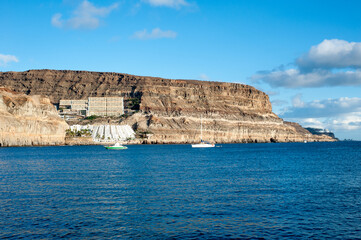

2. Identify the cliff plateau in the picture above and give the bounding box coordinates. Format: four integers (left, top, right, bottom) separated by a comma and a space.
0, 70, 336, 144
0, 88, 68, 146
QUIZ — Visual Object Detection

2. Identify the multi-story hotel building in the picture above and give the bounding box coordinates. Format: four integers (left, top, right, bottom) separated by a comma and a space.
59, 97, 124, 117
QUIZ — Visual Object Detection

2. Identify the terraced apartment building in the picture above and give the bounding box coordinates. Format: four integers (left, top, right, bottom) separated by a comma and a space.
59, 97, 124, 117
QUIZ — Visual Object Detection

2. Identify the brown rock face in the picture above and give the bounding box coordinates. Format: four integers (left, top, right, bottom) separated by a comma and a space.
0, 87, 69, 147
0, 69, 336, 143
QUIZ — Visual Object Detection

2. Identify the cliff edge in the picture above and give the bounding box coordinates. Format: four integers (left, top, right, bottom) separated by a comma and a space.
0, 88, 69, 146
0, 70, 336, 144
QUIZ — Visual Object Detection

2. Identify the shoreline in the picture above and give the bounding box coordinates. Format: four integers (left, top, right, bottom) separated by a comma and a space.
0, 139, 345, 148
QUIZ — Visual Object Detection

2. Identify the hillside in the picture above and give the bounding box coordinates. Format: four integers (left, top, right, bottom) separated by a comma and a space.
0, 70, 336, 143
0, 87, 68, 146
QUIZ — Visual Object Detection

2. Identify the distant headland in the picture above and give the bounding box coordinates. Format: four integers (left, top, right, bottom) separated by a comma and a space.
0, 69, 337, 146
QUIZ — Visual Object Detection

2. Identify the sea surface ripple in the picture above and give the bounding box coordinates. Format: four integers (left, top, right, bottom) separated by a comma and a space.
0, 142, 360, 239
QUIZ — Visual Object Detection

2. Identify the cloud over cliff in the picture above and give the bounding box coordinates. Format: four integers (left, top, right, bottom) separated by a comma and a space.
252, 39, 361, 88
297, 39, 361, 71
280, 96, 361, 131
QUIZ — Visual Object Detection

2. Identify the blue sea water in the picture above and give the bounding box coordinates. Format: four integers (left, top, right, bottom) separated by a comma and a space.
0, 142, 360, 239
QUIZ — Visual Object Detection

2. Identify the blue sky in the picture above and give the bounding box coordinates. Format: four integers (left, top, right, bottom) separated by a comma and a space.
1, 0, 361, 140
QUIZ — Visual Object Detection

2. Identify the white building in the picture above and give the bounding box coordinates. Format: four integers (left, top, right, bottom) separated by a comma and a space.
87, 97, 124, 117
59, 97, 124, 117
70, 124, 135, 142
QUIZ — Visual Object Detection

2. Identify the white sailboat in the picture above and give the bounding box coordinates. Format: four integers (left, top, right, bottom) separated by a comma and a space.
191, 115, 215, 148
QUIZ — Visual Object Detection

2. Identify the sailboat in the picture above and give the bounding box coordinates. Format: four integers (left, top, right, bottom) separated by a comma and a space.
191, 115, 215, 148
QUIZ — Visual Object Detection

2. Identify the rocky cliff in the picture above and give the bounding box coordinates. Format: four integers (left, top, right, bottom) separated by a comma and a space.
0, 87, 68, 146
0, 70, 336, 143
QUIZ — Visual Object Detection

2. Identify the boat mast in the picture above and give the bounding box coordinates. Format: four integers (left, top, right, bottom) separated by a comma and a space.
200, 114, 203, 142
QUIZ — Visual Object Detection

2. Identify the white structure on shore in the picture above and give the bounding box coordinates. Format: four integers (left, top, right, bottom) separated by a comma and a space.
70, 125, 135, 142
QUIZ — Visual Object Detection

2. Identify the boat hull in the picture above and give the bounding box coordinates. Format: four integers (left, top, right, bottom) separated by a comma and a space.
105, 146, 128, 150
191, 143, 215, 148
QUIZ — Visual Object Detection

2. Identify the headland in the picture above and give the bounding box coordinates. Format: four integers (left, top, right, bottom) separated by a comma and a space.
0, 69, 337, 146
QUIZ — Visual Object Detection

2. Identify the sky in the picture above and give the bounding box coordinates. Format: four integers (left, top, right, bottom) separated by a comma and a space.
1, 0, 361, 140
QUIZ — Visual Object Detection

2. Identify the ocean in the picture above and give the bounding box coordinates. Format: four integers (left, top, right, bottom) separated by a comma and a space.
0, 142, 360, 239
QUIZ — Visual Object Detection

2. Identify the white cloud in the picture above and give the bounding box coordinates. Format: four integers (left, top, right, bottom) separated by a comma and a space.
271, 99, 288, 107
281, 97, 361, 119
281, 97, 361, 139
252, 67, 361, 88
132, 28, 177, 40
307, 118, 360, 140
199, 74, 209, 81
297, 39, 361, 71
290, 113, 361, 133
292, 93, 304, 107
251, 39, 361, 88
0, 54, 19, 66
298, 118, 325, 129
330, 113, 361, 130
52, 0, 118, 30
51, 13, 63, 28
143, 0, 189, 8
265, 90, 279, 96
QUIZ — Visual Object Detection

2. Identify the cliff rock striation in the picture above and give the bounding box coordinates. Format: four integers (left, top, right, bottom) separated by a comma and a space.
0, 87, 68, 146
0, 70, 336, 143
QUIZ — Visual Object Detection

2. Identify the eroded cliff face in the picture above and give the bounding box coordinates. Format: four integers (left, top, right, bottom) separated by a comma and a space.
0, 70, 336, 143
0, 88, 68, 146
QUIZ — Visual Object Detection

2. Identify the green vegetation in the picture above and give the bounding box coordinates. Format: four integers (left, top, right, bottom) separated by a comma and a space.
137, 130, 153, 139
120, 113, 129, 119
66, 129, 92, 137
84, 115, 99, 120
127, 98, 140, 110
